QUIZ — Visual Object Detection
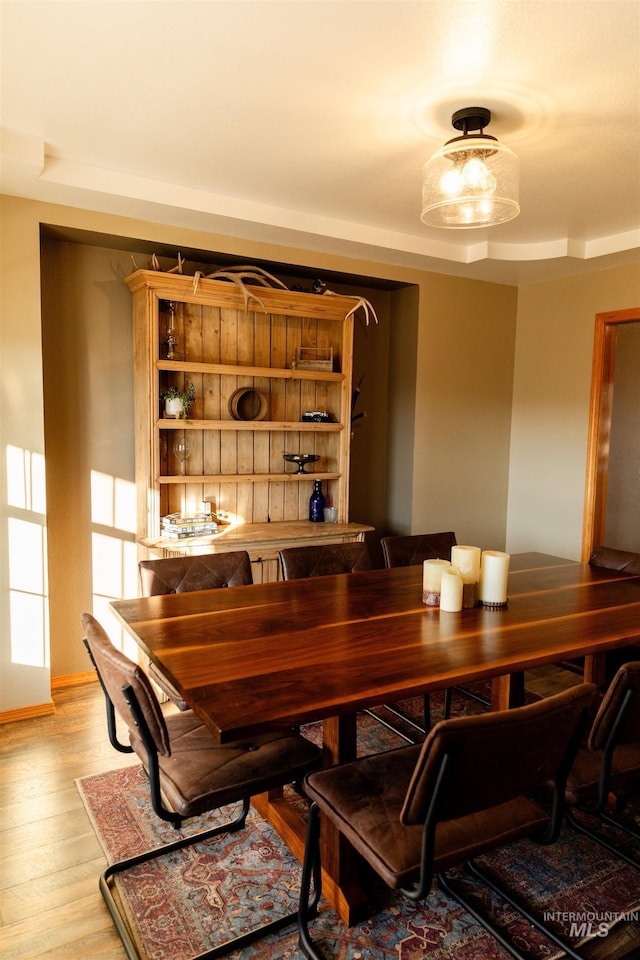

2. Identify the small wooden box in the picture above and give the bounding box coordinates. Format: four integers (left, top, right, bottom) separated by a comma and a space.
294, 346, 334, 372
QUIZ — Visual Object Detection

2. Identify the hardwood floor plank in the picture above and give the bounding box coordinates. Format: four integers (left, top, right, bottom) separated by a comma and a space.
0, 683, 129, 960
0, 785, 83, 831
0, 829, 103, 889
1, 892, 121, 959
1, 807, 102, 859
0, 857, 105, 924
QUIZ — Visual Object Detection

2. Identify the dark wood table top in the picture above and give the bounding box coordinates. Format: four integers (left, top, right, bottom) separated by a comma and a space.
111, 552, 640, 742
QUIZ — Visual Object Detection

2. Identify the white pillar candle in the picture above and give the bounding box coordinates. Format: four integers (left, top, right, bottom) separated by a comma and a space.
450, 545, 481, 608
422, 558, 450, 606
450, 545, 481, 582
479, 550, 511, 606
440, 567, 463, 612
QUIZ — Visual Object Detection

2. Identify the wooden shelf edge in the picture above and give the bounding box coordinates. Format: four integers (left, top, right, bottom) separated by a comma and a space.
157, 359, 344, 382
158, 472, 342, 484
157, 419, 344, 431
126, 269, 358, 321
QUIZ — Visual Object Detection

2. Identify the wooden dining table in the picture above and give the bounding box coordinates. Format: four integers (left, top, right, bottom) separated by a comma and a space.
110, 551, 640, 923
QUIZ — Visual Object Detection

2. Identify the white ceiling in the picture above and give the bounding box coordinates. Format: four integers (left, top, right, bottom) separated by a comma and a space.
2, 0, 639, 285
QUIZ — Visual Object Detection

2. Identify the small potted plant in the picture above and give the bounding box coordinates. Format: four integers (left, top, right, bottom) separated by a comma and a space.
161, 381, 196, 420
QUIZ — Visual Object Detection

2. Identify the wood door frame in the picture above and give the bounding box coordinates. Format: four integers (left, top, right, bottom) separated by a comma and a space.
582, 307, 640, 560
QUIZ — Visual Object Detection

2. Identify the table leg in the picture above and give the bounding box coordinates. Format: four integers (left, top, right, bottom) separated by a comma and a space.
318, 714, 370, 924
253, 712, 370, 926
583, 653, 606, 688
490, 674, 512, 710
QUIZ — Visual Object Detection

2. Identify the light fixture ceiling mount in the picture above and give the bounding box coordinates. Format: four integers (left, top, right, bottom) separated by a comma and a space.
421, 106, 519, 229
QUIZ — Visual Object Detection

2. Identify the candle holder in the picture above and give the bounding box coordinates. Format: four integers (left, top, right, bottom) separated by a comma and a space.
462, 582, 479, 608
422, 558, 450, 606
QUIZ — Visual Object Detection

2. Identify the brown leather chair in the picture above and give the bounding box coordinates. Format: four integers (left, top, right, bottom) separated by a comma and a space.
565, 660, 640, 867
589, 545, 640, 575
381, 531, 457, 567
278, 542, 371, 580
588, 547, 640, 682
298, 683, 596, 960
139, 552, 253, 709
139, 550, 253, 594
81, 612, 322, 960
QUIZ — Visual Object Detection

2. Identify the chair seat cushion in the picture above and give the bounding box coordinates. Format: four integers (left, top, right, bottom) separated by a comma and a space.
565, 742, 640, 806
130, 711, 322, 818
305, 744, 549, 890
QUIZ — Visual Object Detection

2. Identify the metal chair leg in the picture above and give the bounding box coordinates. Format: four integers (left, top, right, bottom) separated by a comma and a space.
101, 797, 314, 960
566, 807, 640, 869
438, 859, 588, 960
298, 802, 326, 960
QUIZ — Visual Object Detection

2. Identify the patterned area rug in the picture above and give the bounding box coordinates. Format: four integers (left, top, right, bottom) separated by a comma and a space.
77, 693, 640, 960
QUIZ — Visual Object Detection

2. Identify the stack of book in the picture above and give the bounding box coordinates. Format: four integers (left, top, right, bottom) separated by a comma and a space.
161, 513, 218, 539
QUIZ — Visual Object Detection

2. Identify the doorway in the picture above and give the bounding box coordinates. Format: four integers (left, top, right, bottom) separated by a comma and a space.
582, 307, 640, 560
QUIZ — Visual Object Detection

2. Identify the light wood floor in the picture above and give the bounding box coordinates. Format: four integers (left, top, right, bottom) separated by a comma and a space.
1, 671, 639, 960
0, 681, 138, 959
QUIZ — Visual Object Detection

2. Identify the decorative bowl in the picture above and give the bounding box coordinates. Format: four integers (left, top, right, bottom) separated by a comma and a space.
283, 453, 320, 474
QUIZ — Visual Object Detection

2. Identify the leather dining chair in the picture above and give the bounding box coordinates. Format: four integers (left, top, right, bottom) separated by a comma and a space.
298, 683, 597, 960
380, 530, 457, 568
589, 548, 640, 682
564, 660, 640, 867
559, 547, 640, 685
278, 542, 371, 580
81, 612, 322, 960
589, 545, 640, 575
139, 550, 253, 594
139, 552, 253, 710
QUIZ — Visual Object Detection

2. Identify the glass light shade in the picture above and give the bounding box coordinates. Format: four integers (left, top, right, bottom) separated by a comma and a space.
421, 136, 519, 228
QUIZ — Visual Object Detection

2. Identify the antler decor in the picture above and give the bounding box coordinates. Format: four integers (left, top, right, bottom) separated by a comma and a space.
130, 252, 185, 274
322, 290, 379, 326
129, 256, 379, 324
192, 265, 288, 311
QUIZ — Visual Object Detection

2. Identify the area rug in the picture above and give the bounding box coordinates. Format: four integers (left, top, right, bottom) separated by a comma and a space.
77, 703, 640, 960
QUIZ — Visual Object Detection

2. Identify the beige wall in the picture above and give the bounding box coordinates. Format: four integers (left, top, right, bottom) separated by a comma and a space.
507, 265, 640, 559
3, 192, 638, 714
411, 275, 517, 548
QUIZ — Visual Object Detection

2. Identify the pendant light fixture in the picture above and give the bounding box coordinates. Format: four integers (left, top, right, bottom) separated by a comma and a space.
421, 107, 519, 228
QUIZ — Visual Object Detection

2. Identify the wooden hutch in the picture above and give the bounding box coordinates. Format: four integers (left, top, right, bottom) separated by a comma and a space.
126, 269, 372, 582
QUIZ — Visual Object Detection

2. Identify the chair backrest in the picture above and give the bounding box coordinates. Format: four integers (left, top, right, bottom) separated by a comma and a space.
588, 660, 640, 751
381, 531, 457, 568
588, 546, 640, 575
81, 612, 171, 757
400, 682, 596, 826
139, 551, 253, 596
279, 542, 371, 580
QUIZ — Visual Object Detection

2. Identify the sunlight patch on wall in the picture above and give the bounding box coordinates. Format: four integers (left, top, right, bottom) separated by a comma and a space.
7, 445, 46, 512
90, 470, 138, 657
91, 470, 136, 532
6, 445, 48, 668
8, 518, 49, 667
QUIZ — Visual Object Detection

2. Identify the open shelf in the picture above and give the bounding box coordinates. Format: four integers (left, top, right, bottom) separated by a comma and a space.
127, 268, 366, 575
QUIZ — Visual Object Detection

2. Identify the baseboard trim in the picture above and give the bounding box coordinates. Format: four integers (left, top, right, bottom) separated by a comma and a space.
0, 701, 55, 724
51, 671, 97, 690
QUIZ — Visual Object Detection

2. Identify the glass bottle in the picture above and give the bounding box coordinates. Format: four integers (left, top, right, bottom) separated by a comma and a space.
309, 480, 325, 522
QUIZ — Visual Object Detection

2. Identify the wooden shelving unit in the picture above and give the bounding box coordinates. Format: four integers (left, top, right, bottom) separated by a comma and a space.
126, 269, 372, 580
